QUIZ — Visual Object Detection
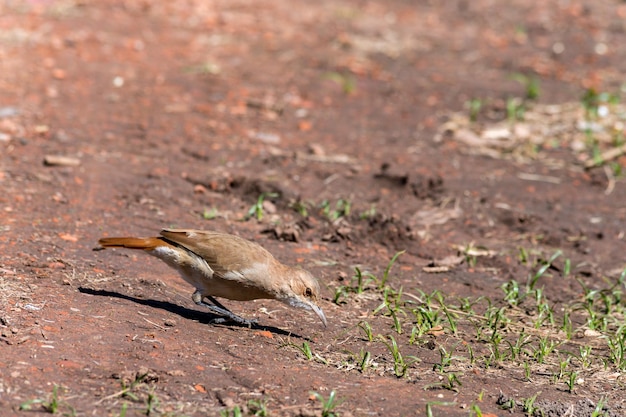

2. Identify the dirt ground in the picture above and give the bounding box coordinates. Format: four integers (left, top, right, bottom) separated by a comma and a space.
2, 1, 626, 416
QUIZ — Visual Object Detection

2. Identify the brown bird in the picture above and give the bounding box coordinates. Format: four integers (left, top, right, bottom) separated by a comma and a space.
97, 229, 327, 327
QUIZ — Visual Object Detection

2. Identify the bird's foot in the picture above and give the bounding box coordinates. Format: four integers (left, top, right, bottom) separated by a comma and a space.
209, 315, 258, 327
202, 304, 258, 327
192, 291, 257, 327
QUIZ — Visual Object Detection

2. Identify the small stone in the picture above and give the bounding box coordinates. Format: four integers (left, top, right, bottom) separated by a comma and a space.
52, 68, 66, 79
44, 155, 81, 167
262, 200, 277, 214
308, 143, 325, 156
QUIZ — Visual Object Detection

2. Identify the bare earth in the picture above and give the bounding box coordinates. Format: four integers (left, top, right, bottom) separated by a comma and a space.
2, 1, 626, 416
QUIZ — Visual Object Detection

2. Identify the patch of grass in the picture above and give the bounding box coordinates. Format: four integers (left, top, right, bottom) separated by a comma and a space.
244, 192, 279, 221
326, 246, 626, 406
357, 320, 374, 341
592, 397, 608, 417
281, 339, 328, 364
320, 198, 351, 221
290, 200, 310, 217
380, 250, 405, 290
511, 73, 541, 100
466, 98, 483, 122
247, 399, 269, 417
202, 207, 219, 220
333, 267, 377, 303
522, 392, 541, 417
378, 335, 418, 378
310, 390, 343, 417
358, 348, 372, 372
323, 71, 357, 94
581, 88, 619, 120
359, 204, 377, 219
506, 97, 525, 122
286, 340, 314, 360
221, 405, 243, 417
334, 250, 403, 304
19, 385, 75, 415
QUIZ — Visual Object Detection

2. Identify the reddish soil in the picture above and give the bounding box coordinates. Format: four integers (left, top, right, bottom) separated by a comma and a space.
2, 1, 626, 416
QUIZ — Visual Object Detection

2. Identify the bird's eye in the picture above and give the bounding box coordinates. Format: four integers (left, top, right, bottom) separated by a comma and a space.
305, 287, 313, 297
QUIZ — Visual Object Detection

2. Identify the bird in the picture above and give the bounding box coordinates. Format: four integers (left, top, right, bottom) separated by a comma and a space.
97, 228, 327, 328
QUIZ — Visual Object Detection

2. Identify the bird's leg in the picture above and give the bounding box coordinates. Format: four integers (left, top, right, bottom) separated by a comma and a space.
192, 290, 257, 327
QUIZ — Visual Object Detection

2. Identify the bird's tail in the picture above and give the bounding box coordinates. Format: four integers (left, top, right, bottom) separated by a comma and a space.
98, 237, 163, 250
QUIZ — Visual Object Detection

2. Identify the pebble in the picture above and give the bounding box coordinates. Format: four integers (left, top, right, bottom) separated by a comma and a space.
44, 155, 81, 167
0, 107, 19, 118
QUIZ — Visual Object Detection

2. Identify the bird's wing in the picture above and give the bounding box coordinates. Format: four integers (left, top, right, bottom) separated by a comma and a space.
159, 229, 272, 277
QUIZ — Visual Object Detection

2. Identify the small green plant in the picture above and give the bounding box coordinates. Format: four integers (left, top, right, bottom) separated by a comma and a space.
310, 390, 343, 417
433, 345, 456, 373
442, 306, 458, 334
581, 88, 619, 120
511, 73, 541, 100
390, 310, 403, 334
565, 370, 578, 393
202, 207, 219, 220
578, 345, 593, 368
320, 198, 351, 221
563, 257, 571, 277
359, 205, 377, 219
606, 330, 626, 370
554, 357, 571, 383
467, 343, 475, 365
535, 337, 557, 364
144, 390, 160, 415
467, 98, 483, 122
502, 279, 521, 306
411, 303, 441, 336
245, 192, 279, 221
247, 399, 269, 417
498, 396, 516, 411
523, 361, 532, 381
120, 371, 150, 401
591, 397, 608, 417
470, 403, 484, 417
290, 200, 309, 217
506, 331, 531, 360
506, 97, 525, 121
379, 250, 405, 289
323, 71, 356, 94
522, 392, 541, 417
333, 266, 378, 304
19, 385, 74, 415
220, 405, 243, 417
379, 335, 417, 378
441, 372, 462, 392
358, 321, 374, 342
358, 348, 372, 372
335, 251, 404, 304
294, 341, 314, 360
561, 309, 574, 339
528, 250, 561, 290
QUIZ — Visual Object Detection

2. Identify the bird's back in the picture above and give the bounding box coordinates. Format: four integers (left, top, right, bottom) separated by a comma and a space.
160, 229, 276, 278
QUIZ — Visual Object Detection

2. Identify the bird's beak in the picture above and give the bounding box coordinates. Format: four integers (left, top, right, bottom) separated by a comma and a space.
311, 303, 327, 327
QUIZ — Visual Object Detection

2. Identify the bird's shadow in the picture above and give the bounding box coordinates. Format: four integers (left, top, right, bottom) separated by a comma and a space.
78, 287, 306, 340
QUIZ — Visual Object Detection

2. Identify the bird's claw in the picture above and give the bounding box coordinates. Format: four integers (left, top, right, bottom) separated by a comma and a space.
210, 316, 258, 327
194, 294, 258, 327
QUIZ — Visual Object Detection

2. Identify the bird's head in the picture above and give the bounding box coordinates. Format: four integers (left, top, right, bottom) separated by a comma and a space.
278, 268, 327, 327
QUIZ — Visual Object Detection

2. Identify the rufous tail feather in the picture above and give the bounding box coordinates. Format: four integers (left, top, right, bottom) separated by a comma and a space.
98, 237, 162, 250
